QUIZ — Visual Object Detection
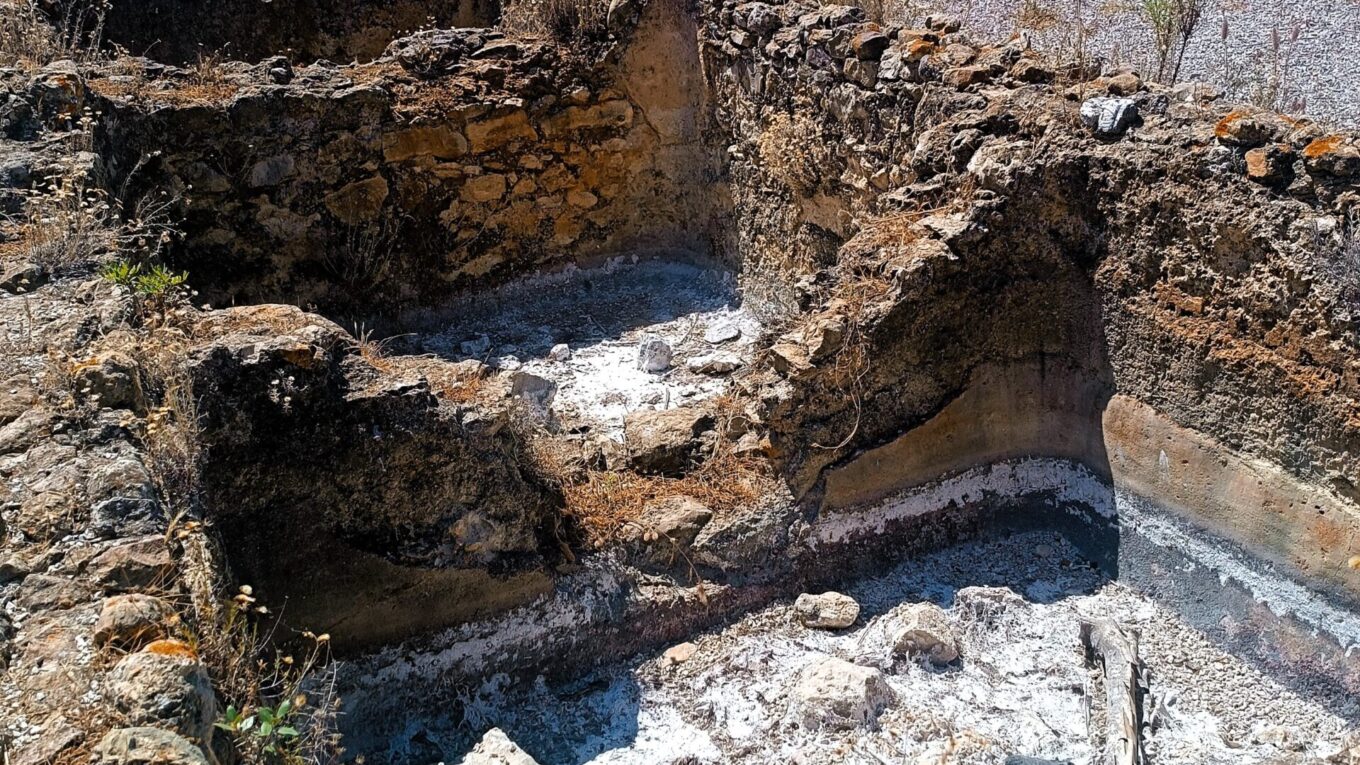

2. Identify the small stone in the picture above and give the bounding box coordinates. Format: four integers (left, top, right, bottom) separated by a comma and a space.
548, 343, 572, 361
790, 655, 893, 731
663, 641, 698, 664
461, 728, 539, 765
509, 371, 556, 408
636, 335, 673, 372
94, 594, 173, 650
1245, 143, 1295, 184
1106, 71, 1142, 96
92, 728, 209, 765
703, 322, 741, 344
1079, 97, 1138, 137
795, 591, 860, 629
891, 602, 959, 664
0, 261, 45, 294
639, 495, 713, 546
74, 352, 140, 409
685, 353, 741, 375
462, 173, 508, 203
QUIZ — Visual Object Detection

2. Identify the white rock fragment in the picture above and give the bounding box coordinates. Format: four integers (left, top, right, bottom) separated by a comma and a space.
637, 335, 673, 372
686, 353, 741, 375
890, 602, 959, 664
794, 591, 860, 629
1079, 97, 1138, 137
703, 322, 741, 344
548, 343, 572, 361
790, 655, 893, 731
663, 641, 698, 665
460, 727, 539, 765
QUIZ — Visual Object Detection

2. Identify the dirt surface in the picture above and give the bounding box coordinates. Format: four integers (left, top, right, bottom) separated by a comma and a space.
417, 532, 1355, 764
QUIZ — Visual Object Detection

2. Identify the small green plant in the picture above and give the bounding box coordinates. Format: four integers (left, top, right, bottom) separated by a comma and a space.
216, 699, 301, 755
133, 263, 188, 296
99, 259, 141, 287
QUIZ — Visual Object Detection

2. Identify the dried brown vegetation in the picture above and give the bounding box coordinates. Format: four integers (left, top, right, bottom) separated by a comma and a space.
499, 0, 611, 42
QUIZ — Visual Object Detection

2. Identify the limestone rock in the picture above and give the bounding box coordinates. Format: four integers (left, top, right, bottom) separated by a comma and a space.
105, 651, 216, 743
0, 261, 45, 294
548, 343, 572, 361
508, 371, 556, 408
890, 602, 959, 664
686, 353, 741, 375
94, 594, 174, 649
92, 728, 209, 765
461, 728, 539, 765
790, 655, 893, 731
324, 176, 388, 224
623, 406, 715, 475
795, 591, 860, 629
703, 322, 741, 344
636, 335, 673, 372
638, 495, 713, 546
1245, 143, 1295, 184
1079, 97, 1138, 137
663, 641, 698, 664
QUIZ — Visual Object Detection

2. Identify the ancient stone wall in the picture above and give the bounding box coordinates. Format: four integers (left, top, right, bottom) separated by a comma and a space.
100, 0, 499, 64
96, 6, 716, 313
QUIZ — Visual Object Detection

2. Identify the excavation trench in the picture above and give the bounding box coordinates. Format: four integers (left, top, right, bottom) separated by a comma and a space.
328, 461, 1360, 764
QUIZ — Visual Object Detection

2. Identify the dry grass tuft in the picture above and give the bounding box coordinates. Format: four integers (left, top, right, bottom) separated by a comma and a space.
559, 449, 772, 545
499, 0, 610, 42
757, 111, 832, 196
0, 0, 107, 71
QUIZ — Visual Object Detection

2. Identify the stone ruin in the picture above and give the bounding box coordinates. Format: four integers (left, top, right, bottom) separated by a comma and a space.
2, 0, 1360, 762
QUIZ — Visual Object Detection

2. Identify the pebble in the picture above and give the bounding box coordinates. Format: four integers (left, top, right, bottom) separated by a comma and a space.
637, 335, 673, 372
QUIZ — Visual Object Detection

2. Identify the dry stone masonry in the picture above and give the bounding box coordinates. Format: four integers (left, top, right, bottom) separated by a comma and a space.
1, 0, 1359, 763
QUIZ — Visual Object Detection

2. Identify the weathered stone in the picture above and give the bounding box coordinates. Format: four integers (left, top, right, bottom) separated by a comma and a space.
636, 335, 673, 372
891, 602, 959, 664
686, 352, 741, 375
623, 406, 715, 475
508, 371, 556, 408
639, 495, 713, 546
466, 109, 537, 153
942, 64, 993, 88
383, 125, 468, 161
247, 155, 295, 187
324, 176, 388, 224
89, 535, 174, 591
1009, 58, 1052, 83
74, 352, 140, 409
0, 261, 45, 294
462, 173, 508, 202
17, 574, 94, 611
94, 594, 174, 649
11, 716, 83, 765
541, 100, 634, 138
790, 655, 893, 731
1303, 135, 1360, 178
1106, 71, 1143, 96
548, 343, 572, 361
663, 641, 698, 664
1245, 143, 1295, 184
461, 728, 539, 765
106, 651, 216, 742
703, 322, 741, 344
92, 728, 209, 765
794, 591, 860, 629
1214, 109, 1287, 147
1079, 97, 1138, 137
851, 30, 890, 60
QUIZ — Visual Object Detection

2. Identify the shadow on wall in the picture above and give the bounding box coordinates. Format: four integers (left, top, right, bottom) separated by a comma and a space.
102, 0, 501, 63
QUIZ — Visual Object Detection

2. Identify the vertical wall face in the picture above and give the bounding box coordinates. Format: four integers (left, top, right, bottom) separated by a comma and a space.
100, 0, 501, 64
96, 1, 718, 312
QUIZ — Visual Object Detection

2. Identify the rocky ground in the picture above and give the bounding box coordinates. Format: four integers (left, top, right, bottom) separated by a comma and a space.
413, 257, 763, 438
435, 532, 1357, 765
